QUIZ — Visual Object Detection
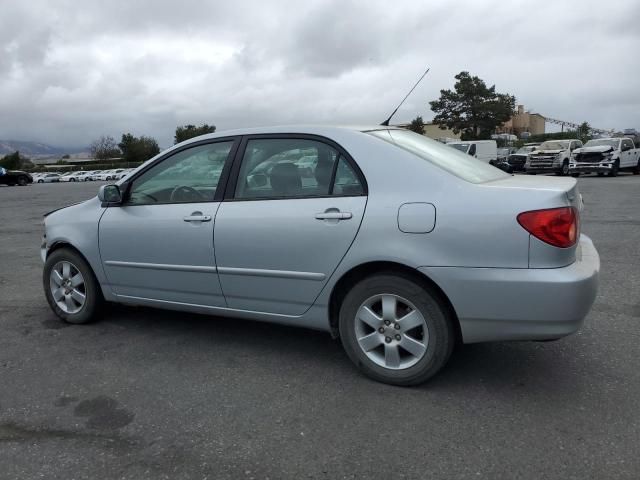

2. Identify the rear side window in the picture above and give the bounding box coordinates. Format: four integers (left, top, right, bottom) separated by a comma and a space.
234, 138, 365, 199
368, 130, 507, 184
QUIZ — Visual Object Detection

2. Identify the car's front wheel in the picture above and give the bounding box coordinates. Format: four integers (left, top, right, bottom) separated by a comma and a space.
339, 273, 455, 386
43, 248, 103, 324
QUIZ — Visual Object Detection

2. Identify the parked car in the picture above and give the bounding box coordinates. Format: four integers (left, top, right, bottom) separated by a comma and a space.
86, 170, 103, 181
41, 126, 599, 386
570, 137, 640, 177
36, 173, 61, 183
60, 171, 85, 182
0, 169, 33, 186
446, 140, 498, 163
503, 143, 540, 173
525, 139, 582, 175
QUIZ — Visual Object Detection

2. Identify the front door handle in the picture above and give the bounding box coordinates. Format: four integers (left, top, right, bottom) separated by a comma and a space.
183, 212, 212, 222
315, 211, 352, 220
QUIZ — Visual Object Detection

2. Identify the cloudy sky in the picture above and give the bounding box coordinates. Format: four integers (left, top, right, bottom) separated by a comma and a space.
1, 0, 638, 148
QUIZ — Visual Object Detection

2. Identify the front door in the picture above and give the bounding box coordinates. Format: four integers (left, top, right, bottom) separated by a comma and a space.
214, 136, 367, 316
98, 139, 237, 306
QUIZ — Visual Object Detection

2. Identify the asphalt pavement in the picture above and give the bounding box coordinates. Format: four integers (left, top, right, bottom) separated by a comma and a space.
1, 176, 639, 479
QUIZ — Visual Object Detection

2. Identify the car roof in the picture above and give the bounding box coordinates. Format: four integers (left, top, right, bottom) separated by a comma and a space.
176, 124, 401, 145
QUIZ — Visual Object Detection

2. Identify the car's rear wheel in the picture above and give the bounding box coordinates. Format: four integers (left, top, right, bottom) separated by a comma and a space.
17, 176, 27, 186
37, 179, 44, 183
338, 273, 454, 386
634, 159, 640, 175
43, 248, 103, 324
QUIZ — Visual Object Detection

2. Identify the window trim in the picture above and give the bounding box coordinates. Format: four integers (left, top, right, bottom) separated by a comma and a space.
120, 136, 241, 206
223, 133, 368, 202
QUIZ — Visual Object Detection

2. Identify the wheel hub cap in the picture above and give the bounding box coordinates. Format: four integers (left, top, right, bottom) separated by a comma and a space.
354, 294, 429, 370
49, 261, 86, 314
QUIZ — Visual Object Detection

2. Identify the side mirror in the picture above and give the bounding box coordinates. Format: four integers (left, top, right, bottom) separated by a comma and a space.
98, 184, 122, 206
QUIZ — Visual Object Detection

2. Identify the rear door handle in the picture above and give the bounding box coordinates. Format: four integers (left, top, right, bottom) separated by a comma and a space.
183, 213, 212, 222
315, 211, 352, 220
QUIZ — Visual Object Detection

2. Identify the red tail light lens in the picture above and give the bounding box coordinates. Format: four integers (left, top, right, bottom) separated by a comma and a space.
517, 207, 579, 248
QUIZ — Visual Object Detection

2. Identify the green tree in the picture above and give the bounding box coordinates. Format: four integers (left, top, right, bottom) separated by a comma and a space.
174, 124, 216, 144
90, 135, 120, 160
118, 133, 160, 163
407, 116, 425, 134
429, 71, 515, 140
0, 151, 22, 170
577, 121, 592, 142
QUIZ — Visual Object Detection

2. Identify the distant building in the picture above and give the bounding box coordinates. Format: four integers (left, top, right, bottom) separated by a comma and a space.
498, 105, 545, 137
395, 122, 461, 142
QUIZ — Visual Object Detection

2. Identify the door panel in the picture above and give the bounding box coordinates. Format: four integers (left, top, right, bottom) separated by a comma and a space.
215, 196, 366, 315
99, 202, 225, 306
98, 139, 236, 306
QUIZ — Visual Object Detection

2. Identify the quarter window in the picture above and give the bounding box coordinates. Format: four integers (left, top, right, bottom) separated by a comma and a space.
234, 138, 364, 199
127, 141, 233, 205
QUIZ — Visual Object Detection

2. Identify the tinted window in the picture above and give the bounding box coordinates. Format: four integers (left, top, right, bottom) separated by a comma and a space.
234, 138, 363, 199
127, 141, 233, 205
333, 157, 364, 195
368, 130, 507, 184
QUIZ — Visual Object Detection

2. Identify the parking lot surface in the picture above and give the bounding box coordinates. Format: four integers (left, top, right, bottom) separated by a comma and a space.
1, 177, 639, 479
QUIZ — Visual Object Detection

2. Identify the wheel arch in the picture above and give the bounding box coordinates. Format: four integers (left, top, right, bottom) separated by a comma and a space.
46, 240, 107, 290
327, 261, 462, 343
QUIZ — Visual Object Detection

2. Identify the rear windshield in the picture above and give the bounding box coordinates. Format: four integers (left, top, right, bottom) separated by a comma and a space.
367, 129, 507, 184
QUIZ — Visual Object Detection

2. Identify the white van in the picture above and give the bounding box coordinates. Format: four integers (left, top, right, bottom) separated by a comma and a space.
447, 140, 498, 163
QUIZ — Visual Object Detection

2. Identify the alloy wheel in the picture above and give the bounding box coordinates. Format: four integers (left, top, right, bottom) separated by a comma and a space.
49, 261, 86, 314
354, 294, 429, 370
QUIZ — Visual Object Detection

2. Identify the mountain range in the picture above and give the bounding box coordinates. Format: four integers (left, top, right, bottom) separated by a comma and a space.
0, 140, 84, 157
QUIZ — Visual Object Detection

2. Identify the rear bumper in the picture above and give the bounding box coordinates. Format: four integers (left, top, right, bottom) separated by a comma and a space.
418, 235, 600, 343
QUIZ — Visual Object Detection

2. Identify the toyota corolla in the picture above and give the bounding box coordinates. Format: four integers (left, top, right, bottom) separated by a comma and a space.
41, 126, 600, 386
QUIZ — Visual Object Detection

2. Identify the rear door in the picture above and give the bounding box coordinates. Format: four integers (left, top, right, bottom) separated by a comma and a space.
214, 135, 367, 316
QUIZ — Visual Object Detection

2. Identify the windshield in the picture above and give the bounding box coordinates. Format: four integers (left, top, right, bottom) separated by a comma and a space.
539, 140, 571, 150
367, 130, 507, 184
584, 139, 619, 148
516, 146, 536, 154
450, 144, 470, 153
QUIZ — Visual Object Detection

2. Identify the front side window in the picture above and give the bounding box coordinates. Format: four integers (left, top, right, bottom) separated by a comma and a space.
234, 138, 364, 199
127, 141, 233, 205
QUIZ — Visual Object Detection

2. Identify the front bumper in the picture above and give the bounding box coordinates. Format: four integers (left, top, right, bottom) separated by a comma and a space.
569, 161, 614, 174
418, 235, 600, 343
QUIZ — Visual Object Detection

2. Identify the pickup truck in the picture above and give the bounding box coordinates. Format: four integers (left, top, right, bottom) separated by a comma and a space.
525, 139, 582, 175
569, 137, 640, 176
0, 169, 33, 186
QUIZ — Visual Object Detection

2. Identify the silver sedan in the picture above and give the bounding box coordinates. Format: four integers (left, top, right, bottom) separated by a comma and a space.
41, 126, 599, 385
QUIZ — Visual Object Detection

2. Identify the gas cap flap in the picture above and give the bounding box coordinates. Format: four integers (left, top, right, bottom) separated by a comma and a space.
397, 203, 436, 234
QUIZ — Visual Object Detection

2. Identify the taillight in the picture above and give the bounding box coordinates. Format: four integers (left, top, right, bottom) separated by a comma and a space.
517, 207, 579, 248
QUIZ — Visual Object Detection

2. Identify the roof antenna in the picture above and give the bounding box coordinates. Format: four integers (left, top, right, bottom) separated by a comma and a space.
380, 67, 430, 126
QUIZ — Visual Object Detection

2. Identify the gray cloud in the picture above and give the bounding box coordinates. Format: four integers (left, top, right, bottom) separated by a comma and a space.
0, 0, 637, 148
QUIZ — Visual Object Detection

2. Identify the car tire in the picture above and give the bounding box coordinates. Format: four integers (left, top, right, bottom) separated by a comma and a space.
43, 248, 103, 324
597, 172, 605, 177
558, 160, 569, 176
608, 160, 619, 177
634, 160, 640, 175
571, 172, 580, 177
70, 178, 76, 182
37, 179, 44, 183
18, 176, 28, 186
338, 273, 455, 386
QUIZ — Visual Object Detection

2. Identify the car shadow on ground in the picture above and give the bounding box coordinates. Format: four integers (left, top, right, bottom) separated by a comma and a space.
80, 303, 585, 395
